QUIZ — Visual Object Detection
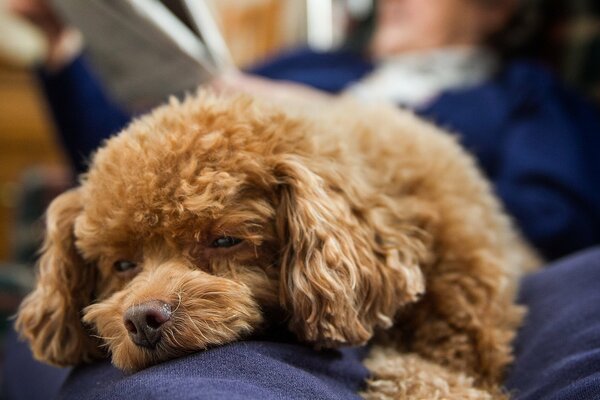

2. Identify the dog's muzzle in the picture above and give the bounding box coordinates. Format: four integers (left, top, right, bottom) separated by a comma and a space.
124, 300, 172, 348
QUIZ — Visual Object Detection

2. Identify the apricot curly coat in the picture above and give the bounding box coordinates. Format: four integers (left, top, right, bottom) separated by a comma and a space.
16, 92, 537, 399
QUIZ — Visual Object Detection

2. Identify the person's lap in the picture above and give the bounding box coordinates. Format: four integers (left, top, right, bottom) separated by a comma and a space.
505, 246, 600, 399
4, 247, 600, 400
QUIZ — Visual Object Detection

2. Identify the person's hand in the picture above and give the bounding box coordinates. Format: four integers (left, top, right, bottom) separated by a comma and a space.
7, 0, 81, 70
7, 0, 65, 45
211, 72, 333, 105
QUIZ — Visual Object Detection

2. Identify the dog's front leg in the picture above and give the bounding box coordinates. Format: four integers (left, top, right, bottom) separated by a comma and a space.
361, 346, 506, 400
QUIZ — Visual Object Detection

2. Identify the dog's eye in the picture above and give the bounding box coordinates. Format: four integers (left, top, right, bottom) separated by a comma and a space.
114, 260, 137, 272
211, 236, 243, 248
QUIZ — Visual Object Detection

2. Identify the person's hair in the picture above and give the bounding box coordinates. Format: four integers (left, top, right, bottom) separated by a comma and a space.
486, 0, 543, 58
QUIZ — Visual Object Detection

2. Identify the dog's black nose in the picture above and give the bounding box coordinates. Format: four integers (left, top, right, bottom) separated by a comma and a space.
124, 300, 172, 348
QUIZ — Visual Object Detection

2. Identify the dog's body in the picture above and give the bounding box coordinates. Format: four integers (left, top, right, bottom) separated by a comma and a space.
17, 92, 537, 399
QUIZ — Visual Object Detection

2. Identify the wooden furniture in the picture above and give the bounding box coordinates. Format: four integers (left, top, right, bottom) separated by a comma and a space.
0, 64, 67, 261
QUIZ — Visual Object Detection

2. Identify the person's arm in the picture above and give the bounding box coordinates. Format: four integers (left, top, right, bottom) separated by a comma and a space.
420, 62, 600, 261
9, 0, 131, 173
493, 79, 600, 260
37, 56, 131, 173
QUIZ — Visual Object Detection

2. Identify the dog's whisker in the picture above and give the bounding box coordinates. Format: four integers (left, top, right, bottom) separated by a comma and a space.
182, 314, 211, 344
90, 334, 120, 341
171, 291, 183, 314
164, 329, 185, 349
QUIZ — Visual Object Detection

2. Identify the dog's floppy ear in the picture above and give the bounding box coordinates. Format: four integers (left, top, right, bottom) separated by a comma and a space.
274, 155, 428, 347
16, 188, 102, 366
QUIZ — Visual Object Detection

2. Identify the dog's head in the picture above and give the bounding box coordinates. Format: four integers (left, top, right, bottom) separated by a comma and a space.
16, 93, 429, 371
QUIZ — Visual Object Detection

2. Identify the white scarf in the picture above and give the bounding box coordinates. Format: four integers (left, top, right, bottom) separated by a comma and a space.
345, 47, 498, 107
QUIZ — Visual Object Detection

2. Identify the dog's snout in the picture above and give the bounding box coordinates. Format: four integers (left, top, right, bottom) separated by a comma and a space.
124, 300, 172, 348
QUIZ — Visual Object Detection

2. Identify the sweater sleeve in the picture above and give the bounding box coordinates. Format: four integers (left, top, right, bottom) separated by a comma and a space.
419, 62, 600, 260
494, 72, 600, 260
37, 55, 131, 173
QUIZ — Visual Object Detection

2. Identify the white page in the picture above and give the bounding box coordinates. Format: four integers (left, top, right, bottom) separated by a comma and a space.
51, 0, 221, 111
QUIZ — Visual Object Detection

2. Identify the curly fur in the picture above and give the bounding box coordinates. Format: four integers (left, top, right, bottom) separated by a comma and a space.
16, 91, 538, 397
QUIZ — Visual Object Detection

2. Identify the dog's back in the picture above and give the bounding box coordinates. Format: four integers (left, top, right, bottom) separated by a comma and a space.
291, 98, 538, 273
282, 97, 539, 391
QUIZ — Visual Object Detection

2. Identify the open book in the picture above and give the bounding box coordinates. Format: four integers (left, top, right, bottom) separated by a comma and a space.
50, 0, 235, 112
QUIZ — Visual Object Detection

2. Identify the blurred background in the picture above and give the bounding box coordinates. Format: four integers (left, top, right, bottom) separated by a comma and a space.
0, 0, 308, 299
0, 0, 599, 375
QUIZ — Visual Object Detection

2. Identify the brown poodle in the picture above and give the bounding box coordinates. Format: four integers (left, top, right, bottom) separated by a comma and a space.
16, 91, 538, 399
